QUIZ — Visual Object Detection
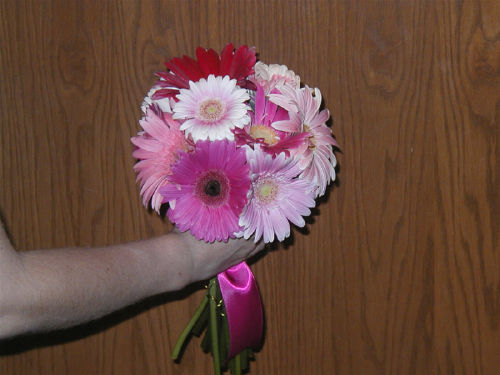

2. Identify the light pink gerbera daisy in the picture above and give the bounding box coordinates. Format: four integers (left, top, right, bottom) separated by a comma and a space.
172, 75, 250, 142
240, 147, 316, 243
270, 86, 337, 197
160, 140, 250, 242
251, 61, 301, 94
131, 109, 192, 212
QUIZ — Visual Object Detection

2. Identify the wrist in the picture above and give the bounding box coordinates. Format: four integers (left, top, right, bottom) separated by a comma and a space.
157, 231, 196, 291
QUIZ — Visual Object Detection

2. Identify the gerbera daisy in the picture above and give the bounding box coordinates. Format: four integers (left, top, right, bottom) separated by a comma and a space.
270, 86, 337, 197
251, 61, 301, 94
160, 140, 250, 242
152, 43, 256, 100
131, 109, 192, 212
141, 87, 175, 115
239, 147, 316, 243
233, 83, 307, 157
173, 75, 250, 142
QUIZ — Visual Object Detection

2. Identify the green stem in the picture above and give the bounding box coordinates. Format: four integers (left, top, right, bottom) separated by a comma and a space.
171, 295, 209, 360
209, 278, 222, 375
234, 352, 242, 375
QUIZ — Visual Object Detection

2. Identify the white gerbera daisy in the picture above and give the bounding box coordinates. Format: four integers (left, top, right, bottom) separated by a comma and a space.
172, 75, 250, 142
141, 87, 175, 114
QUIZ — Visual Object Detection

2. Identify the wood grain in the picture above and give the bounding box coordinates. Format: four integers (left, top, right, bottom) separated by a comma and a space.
1, 0, 498, 374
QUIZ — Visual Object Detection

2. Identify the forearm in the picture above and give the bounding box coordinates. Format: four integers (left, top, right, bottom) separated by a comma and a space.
0, 233, 191, 339
0, 217, 263, 340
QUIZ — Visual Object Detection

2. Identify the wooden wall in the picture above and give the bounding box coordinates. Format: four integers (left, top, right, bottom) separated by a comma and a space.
1, 0, 498, 374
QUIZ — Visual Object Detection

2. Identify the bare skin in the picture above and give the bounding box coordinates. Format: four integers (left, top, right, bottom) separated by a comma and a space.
0, 220, 264, 339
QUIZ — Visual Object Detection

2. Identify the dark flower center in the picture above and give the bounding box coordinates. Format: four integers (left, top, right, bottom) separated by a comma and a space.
195, 169, 230, 207
204, 179, 221, 197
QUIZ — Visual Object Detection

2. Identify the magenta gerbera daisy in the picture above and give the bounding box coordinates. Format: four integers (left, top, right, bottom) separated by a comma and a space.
233, 83, 308, 157
131, 109, 192, 212
160, 140, 250, 242
172, 75, 250, 142
239, 147, 316, 243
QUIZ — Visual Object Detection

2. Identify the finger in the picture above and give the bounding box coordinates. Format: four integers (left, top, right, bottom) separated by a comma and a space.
248, 240, 265, 258
0, 218, 13, 249
0, 218, 8, 240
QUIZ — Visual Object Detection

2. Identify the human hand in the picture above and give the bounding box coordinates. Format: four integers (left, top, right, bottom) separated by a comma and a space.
171, 229, 265, 284
0, 217, 19, 268
0, 217, 12, 250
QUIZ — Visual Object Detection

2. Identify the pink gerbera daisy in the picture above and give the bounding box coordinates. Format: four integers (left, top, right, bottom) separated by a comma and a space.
173, 75, 250, 142
160, 140, 250, 242
239, 147, 316, 243
233, 84, 308, 157
131, 110, 192, 212
152, 43, 257, 100
270, 86, 337, 197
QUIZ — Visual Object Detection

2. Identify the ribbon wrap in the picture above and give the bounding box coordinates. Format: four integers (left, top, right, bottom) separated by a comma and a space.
217, 261, 263, 360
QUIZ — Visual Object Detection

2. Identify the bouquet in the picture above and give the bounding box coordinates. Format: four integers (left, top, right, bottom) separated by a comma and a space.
131, 43, 337, 374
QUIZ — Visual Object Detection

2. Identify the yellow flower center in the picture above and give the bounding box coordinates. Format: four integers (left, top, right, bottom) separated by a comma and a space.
255, 178, 279, 204
198, 99, 225, 122
303, 124, 316, 150
249, 125, 279, 145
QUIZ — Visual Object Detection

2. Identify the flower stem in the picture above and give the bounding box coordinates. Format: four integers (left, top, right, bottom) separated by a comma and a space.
171, 294, 209, 360
234, 352, 242, 375
209, 278, 222, 375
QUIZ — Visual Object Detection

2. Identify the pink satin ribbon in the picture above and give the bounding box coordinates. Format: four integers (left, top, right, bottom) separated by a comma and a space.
217, 262, 263, 360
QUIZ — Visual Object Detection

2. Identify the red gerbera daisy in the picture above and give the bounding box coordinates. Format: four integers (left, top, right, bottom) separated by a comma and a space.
152, 43, 257, 100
